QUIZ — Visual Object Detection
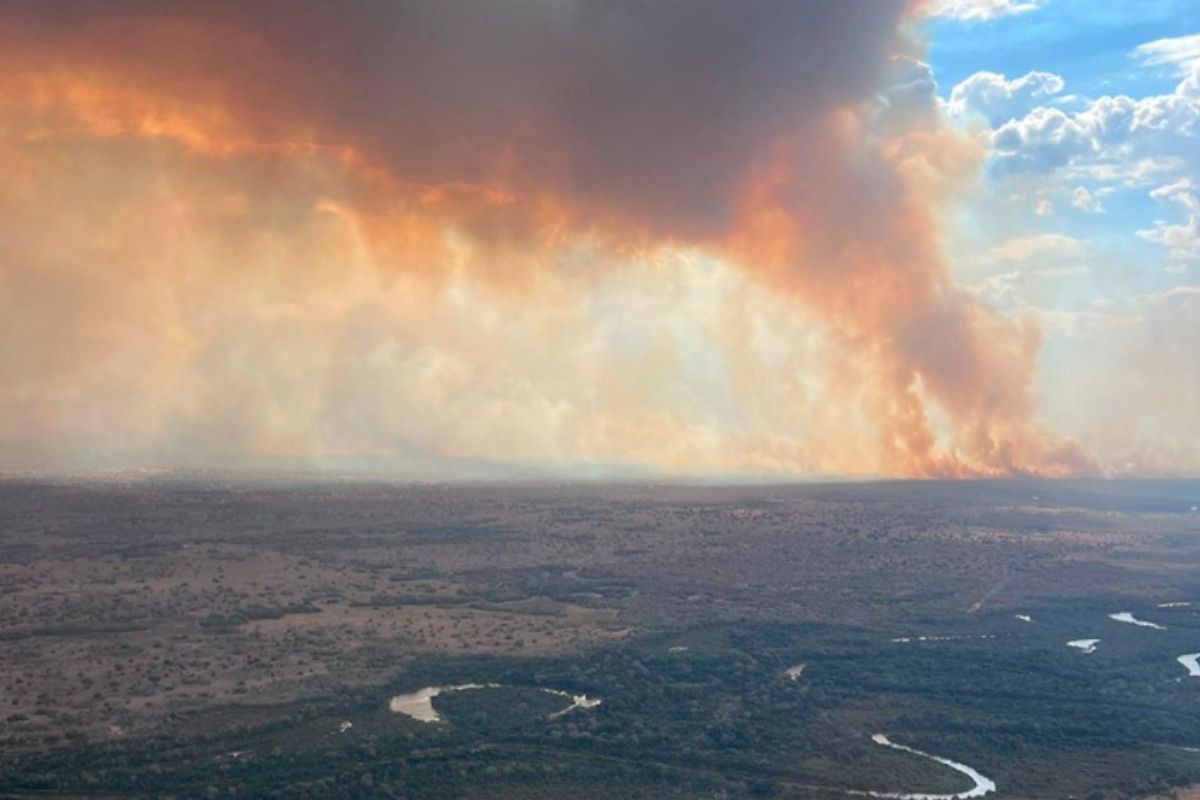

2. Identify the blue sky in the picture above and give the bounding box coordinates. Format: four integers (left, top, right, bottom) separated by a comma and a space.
926, 0, 1195, 98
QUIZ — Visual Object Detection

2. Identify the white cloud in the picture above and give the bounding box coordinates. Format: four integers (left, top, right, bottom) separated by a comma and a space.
925, 0, 1040, 22
1071, 186, 1104, 213
1035, 198, 1055, 216
1149, 178, 1200, 214
1137, 179, 1200, 262
991, 72, 1200, 176
948, 70, 1065, 126
1134, 32, 1200, 75
992, 106, 1093, 172
1181, 71, 1200, 99
1056, 157, 1183, 186
984, 42, 1200, 179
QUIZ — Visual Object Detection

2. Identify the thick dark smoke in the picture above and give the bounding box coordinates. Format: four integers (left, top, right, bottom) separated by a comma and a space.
0, 1, 1096, 476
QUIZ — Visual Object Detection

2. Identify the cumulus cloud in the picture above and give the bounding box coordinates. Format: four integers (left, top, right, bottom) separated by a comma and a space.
990, 72, 1200, 177
922, 0, 1040, 22
1137, 179, 1200, 262
948, 70, 1065, 126
982, 37, 1200, 181
1071, 186, 1105, 213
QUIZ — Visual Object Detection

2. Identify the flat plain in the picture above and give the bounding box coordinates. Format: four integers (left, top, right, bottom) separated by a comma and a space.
2, 477, 1200, 799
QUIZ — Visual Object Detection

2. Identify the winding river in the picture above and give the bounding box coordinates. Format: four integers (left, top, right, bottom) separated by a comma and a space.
542, 688, 603, 718
1109, 612, 1166, 630
856, 734, 997, 800
385, 679, 1001, 799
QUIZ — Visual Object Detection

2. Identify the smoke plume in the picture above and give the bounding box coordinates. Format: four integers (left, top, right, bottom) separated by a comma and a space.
0, 0, 1094, 477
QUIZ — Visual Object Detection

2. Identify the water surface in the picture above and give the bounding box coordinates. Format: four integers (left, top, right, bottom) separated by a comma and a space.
1109, 612, 1166, 630
388, 683, 499, 723
857, 734, 996, 799
1178, 653, 1200, 677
